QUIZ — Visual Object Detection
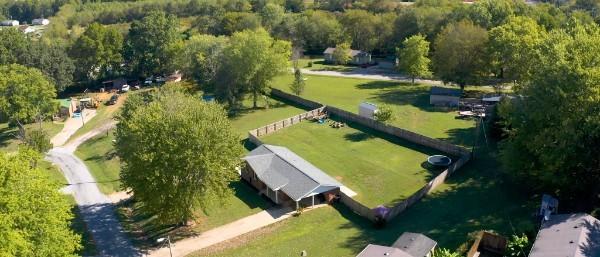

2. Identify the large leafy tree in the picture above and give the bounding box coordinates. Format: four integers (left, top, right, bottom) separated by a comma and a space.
182, 34, 229, 86
22, 41, 75, 93
123, 11, 180, 77
70, 23, 123, 83
488, 16, 546, 86
0, 28, 28, 65
433, 20, 489, 90
0, 64, 57, 140
115, 88, 243, 224
295, 10, 345, 53
339, 10, 378, 51
0, 148, 81, 256
216, 28, 291, 108
397, 34, 431, 84
332, 42, 351, 65
499, 22, 600, 206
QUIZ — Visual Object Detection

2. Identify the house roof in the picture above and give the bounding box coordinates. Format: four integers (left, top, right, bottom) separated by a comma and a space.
529, 213, 600, 257
244, 145, 342, 201
392, 232, 437, 257
323, 47, 369, 57
430, 86, 461, 97
356, 244, 413, 257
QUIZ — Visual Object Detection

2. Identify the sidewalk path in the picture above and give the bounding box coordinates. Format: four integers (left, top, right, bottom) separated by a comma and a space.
148, 205, 325, 257
50, 109, 97, 147
47, 121, 138, 257
300, 68, 444, 85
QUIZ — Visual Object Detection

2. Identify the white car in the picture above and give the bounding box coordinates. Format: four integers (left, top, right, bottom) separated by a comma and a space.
121, 84, 130, 92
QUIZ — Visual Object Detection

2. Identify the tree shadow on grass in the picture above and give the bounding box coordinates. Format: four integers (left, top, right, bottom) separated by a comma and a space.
356, 81, 404, 90
344, 131, 374, 142
335, 147, 537, 253
442, 127, 477, 148
0, 125, 16, 148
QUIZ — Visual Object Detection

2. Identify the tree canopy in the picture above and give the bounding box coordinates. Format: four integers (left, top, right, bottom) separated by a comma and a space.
397, 34, 431, 84
70, 22, 123, 83
115, 88, 244, 224
215, 28, 291, 108
433, 20, 489, 89
124, 11, 180, 77
0, 148, 81, 256
499, 21, 600, 206
0, 64, 57, 139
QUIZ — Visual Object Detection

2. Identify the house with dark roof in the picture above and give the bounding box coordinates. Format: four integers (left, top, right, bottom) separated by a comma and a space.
323, 47, 372, 65
430, 86, 462, 107
242, 145, 342, 209
357, 232, 437, 257
528, 213, 600, 257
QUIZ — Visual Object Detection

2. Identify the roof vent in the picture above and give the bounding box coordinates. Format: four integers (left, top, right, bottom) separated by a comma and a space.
384, 253, 390, 256
569, 240, 574, 244
573, 225, 578, 229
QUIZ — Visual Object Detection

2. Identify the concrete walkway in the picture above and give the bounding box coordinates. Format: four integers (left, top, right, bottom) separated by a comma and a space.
51, 109, 97, 147
300, 68, 444, 85
47, 122, 139, 257
148, 205, 325, 257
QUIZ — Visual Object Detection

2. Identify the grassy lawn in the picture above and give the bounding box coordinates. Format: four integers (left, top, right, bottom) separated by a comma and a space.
189, 145, 536, 257
229, 97, 306, 138
0, 121, 64, 152
272, 75, 477, 147
39, 159, 69, 186
118, 180, 274, 249
75, 132, 120, 194
261, 119, 445, 207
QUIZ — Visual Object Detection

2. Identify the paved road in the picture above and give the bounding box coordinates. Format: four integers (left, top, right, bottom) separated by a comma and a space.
47, 122, 139, 257
300, 68, 444, 85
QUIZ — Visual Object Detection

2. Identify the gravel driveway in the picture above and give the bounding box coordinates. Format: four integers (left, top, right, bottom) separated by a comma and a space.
47, 123, 139, 257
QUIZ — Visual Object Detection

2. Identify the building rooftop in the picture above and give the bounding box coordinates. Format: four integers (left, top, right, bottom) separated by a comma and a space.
430, 86, 462, 97
244, 145, 342, 201
392, 232, 438, 257
529, 213, 600, 257
356, 244, 413, 257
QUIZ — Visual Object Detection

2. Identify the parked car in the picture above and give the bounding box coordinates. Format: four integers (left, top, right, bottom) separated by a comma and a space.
144, 76, 153, 85
108, 94, 119, 105
121, 84, 130, 92
155, 76, 166, 83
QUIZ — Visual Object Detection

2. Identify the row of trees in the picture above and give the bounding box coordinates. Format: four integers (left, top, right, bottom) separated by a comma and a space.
498, 20, 600, 210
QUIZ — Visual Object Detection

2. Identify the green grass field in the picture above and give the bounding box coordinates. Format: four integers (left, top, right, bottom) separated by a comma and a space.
261, 119, 445, 207
75, 132, 121, 194
271, 75, 477, 147
0, 121, 64, 152
229, 97, 305, 138
189, 144, 535, 257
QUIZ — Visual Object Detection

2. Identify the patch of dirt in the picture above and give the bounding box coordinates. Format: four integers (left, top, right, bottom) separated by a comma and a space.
335, 176, 343, 181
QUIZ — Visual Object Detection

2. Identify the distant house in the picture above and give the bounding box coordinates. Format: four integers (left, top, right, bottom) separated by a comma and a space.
166, 72, 182, 83
529, 213, 600, 257
430, 86, 461, 107
242, 144, 342, 209
357, 232, 437, 257
31, 18, 50, 26
102, 78, 127, 91
323, 47, 372, 65
0, 20, 19, 26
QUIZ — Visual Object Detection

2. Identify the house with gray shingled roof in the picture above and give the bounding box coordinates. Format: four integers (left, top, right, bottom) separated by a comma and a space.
357, 232, 437, 257
241, 144, 342, 209
528, 213, 600, 257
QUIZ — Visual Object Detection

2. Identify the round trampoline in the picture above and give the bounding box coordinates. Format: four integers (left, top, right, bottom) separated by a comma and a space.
427, 155, 452, 167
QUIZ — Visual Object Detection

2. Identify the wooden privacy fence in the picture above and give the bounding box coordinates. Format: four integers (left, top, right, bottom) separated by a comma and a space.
248, 106, 326, 146
261, 88, 472, 223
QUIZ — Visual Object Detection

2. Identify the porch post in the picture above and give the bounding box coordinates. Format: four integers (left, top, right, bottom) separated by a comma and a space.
295, 201, 299, 210
312, 195, 315, 208
275, 190, 278, 204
